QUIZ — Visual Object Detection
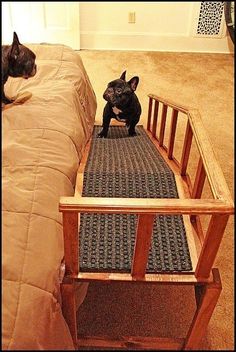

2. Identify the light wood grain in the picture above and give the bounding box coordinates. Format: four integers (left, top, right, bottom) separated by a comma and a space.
62, 212, 79, 276
159, 104, 168, 146
168, 108, 178, 159
184, 268, 222, 350
147, 97, 153, 131
60, 196, 233, 215
180, 120, 193, 176
131, 214, 155, 279
77, 335, 184, 350
148, 94, 191, 114
192, 157, 206, 199
195, 214, 229, 278
151, 100, 159, 137
75, 271, 213, 284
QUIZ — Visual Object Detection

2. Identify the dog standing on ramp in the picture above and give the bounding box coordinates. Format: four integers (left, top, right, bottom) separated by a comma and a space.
98, 71, 141, 138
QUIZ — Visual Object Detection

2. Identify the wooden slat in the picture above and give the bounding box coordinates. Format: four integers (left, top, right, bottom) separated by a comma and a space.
77, 138, 92, 173
151, 100, 159, 137
147, 97, 153, 131
190, 158, 207, 230
76, 271, 213, 283
78, 335, 184, 350
61, 281, 77, 347
184, 268, 222, 350
62, 212, 79, 276
175, 175, 198, 270
192, 157, 206, 199
131, 214, 155, 279
59, 197, 233, 215
75, 139, 92, 196
195, 214, 229, 278
74, 173, 84, 197
180, 120, 193, 176
168, 109, 178, 159
159, 104, 167, 146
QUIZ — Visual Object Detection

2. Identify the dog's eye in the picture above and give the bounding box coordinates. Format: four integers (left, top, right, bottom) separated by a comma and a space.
116, 88, 122, 94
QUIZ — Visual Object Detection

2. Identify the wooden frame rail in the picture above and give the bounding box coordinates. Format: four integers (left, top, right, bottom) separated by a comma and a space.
59, 94, 234, 350
59, 94, 233, 282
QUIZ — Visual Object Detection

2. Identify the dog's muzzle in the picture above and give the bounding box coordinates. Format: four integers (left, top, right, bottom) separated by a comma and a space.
23, 65, 37, 79
103, 87, 117, 104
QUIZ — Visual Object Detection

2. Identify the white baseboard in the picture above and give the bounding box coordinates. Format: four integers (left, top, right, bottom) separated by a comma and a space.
80, 31, 233, 53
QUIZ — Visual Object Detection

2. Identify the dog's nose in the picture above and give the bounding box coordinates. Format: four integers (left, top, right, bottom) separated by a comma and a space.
107, 88, 114, 95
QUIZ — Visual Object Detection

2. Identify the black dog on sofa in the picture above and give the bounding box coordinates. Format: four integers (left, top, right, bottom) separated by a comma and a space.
2, 32, 37, 104
98, 71, 141, 138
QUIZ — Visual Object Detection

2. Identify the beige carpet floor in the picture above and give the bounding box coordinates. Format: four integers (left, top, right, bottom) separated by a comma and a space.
76, 50, 234, 350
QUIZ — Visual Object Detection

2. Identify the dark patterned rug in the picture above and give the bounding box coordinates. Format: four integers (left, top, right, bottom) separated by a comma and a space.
79, 125, 192, 273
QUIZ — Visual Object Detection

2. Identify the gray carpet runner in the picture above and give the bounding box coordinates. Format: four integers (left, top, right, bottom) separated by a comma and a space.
79, 125, 192, 273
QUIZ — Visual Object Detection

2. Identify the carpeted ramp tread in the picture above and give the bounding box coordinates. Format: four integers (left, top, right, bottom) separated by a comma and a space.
79, 125, 192, 273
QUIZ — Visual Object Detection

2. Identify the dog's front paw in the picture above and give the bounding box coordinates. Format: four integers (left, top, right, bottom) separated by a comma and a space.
97, 131, 107, 138
128, 130, 137, 137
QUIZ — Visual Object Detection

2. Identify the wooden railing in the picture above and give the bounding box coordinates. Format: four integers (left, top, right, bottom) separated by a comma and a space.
59, 94, 234, 282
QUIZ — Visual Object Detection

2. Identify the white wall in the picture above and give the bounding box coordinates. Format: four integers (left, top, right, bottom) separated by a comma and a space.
79, 1, 233, 53
2, 2, 233, 53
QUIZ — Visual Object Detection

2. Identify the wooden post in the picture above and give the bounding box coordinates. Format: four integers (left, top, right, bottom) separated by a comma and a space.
167, 109, 178, 159
61, 280, 78, 347
159, 104, 168, 147
131, 214, 155, 279
190, 157, 206, 224
180, 120, 193, 176
62, 212, 79, 276
184, 268, 222, 350
151, 100, 159, 138
147, 97, 153, 131
195, 214, 229, 279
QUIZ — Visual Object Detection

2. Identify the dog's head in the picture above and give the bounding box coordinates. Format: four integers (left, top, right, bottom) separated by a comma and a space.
103, 71, 139, 109
7, 32, 37, 79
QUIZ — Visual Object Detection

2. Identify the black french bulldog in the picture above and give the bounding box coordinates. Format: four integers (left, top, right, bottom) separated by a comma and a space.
98, 71, 141, 138
2, 32, 37, 104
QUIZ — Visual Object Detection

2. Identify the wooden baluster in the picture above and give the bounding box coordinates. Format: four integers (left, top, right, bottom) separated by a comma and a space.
131, 214, 155, 279
61, 279, 78, 347
159, 104, 168, 146
151, 100, 159, 138
190, 157, 207, 227
184, 268, 222, 350
147, 97, 153, 131
195, 214, 229, 279
62, 211, 79, 276
192, 157, 206, 199
167, 109, 178, 159
180, 120, 193, 176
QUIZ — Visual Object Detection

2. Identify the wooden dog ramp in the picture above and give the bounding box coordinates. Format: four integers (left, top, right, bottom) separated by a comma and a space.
59, 94, 234, 350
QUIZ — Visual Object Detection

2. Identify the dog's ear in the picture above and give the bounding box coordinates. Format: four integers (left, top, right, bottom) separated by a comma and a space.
120, 71, 126, 81
128, 76, 139, 91
10, 32, 21, 59
13, 32, 21, 45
